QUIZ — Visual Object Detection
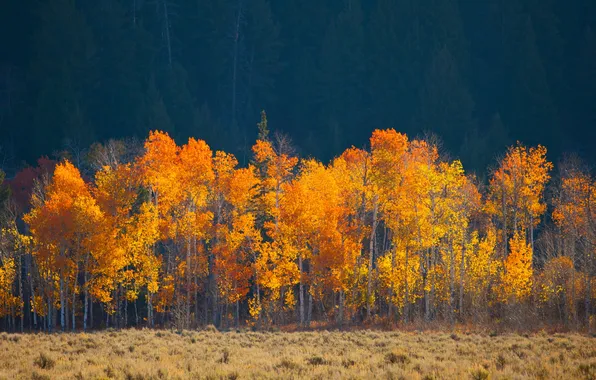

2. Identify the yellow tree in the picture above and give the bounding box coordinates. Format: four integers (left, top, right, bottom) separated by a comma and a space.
0, 209, 22, 326
138, 131, 182, 221
536, 256, 581, 324
212, 151, 260, 327
279, 159, 349, 325
500, 230, 533, 302
465, 227, 501, 315
552, 162, 596, 325
138, 131, 215, 326
0, 174, 24, 328
92, 162, 138, 328
434, 160, 481, 321
330, 147, 374, 318
486, 143, 552, 256
136, 131, 180, 323
308, 161, 361, 325
251, 133, 298, 324
486, 144, 551, 309
278, 160, 317, 326
0, 257, 18, 320
24, 160, 103, 331
178, 137, 214, 327
370, 129, 410, 319
373, 131, 437, 322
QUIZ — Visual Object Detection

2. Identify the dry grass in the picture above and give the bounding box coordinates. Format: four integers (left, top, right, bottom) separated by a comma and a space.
0, 328, 594, 379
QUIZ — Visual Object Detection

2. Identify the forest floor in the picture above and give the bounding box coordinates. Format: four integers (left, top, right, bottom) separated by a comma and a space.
0, 327, 595, 379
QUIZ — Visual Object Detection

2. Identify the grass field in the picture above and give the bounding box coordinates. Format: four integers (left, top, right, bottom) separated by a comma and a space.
0, 328, 594, 379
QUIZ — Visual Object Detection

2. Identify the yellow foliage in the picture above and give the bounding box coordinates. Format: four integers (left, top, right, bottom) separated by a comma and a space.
500, 230, 533, 302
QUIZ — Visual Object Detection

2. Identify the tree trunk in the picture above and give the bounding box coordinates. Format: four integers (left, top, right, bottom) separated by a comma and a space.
430, 247, 437, 320
459, 244, 465, 319
299, 255, 304, 326
64, 278, 69, 331
135, 298, 139, 326
367, 197, 378, 318
307, 292, 313, 327
29, 259, 37, 329
235, 299, 240, 329
90, 296, 94, 330
449, 243, 455, 325
18, 255, 23, 332
60, 274, 65, 331
338, 290, 344, 326
83, 254, 89, 331
148, 293, 154, 327
586, 269, 591, 328
403, 246, 409, 323
186, 237, 191, 329
83, 287, 88, 331
256, 281, 261, 329
530, 222, 534, 255
71, 280, 76, 331
390, 246, 396, 320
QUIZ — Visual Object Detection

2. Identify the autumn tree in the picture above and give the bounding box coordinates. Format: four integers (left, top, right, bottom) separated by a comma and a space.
486, 144, 552, 308
24, 161, 104, 331
251, 130, 298, 324
0, 172, 23, 328
500, 230, 533, 303
552, 158, 595, 325
211, 151, 259, 327
178, 138, 214, 328
2, 127, 594, 332
329, 148, 374, 322
487, 143, 552, 255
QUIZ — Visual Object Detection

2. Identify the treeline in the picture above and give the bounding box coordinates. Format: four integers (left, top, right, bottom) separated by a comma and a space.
0, 119, 594, 332
3, 0, 596, 172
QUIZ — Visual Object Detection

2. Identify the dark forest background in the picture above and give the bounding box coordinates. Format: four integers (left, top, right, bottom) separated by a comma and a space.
1, 0, 596, 175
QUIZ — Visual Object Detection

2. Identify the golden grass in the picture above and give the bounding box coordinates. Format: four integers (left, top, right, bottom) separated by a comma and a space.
0, 328, 594, 379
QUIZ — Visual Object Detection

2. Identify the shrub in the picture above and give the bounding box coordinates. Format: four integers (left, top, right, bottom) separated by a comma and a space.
219, 348, 230, 364
157, 368, 168, 379
123, 369, 145, 380
469, 366, 490, 380
278, 358, 300, 370
31, 371, 51, 380
306, 355, 328, 366
104, 364, 116, 378
577, 362, 596, 380
34, 352, 56, 370
495, 354, 506, 370
385, 349, 410, 365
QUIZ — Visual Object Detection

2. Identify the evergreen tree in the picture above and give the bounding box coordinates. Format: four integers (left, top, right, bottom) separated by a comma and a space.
414, 46, 475, 154
143, 75, 174, 135
319, 0, 365, 155
367, 0, 406, 132
80, 0, 148, 142
30, 0, 97, 156
508, 16, 559, 149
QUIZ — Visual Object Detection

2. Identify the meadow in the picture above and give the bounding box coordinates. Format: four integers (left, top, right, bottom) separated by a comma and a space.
0, 327, 594, 379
